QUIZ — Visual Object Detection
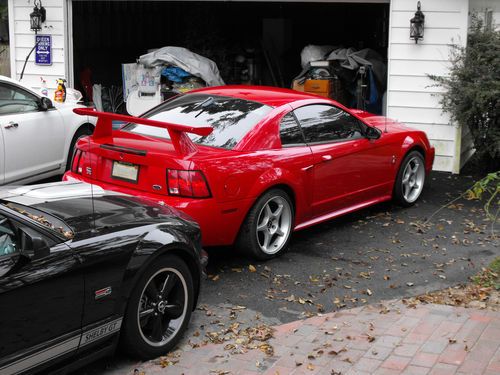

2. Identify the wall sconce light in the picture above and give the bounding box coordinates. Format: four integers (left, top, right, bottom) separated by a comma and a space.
30, 0, 46, 34
410, 1, 425, 44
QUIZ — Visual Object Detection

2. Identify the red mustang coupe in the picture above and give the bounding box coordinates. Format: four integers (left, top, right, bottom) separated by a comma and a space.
64, 86, 434, 259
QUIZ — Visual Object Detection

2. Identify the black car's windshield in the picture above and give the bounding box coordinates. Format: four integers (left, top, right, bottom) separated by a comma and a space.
122, 94, 273, 149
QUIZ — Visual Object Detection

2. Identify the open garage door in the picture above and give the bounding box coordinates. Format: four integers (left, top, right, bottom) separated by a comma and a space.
71, 1, 389, 112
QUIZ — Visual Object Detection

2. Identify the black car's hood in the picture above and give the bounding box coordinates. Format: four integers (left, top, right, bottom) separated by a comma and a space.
1, 182, 197, 241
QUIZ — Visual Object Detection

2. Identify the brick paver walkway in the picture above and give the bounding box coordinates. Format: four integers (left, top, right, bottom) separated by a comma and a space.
130, 301, 500, 375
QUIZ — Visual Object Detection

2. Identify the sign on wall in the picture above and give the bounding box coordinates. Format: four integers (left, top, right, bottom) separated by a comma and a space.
35, 35, 52, 66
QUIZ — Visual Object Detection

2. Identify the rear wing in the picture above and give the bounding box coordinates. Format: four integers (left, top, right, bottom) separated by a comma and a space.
73, 108, 213, 156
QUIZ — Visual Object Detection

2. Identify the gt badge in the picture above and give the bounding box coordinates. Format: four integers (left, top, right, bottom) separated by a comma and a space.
95, 286, 112, 300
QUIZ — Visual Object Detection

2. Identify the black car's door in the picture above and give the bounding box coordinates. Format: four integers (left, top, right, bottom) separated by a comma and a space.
0, 213, 84, 374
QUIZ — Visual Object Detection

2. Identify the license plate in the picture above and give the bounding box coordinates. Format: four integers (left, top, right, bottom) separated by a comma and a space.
111, 161, 139, 183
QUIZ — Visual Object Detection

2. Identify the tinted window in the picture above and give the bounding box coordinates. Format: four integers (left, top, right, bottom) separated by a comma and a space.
0, 83, 39, 115
123, 94, 273, 149
280, 113, 304, 146
0, 215, 17, 257
294, 105, 363, 144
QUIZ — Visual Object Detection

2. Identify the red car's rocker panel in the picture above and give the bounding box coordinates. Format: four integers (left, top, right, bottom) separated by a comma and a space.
65, 86, 435, 258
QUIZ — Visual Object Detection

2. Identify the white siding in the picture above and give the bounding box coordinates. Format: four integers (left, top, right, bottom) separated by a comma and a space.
387, 0, 469, 173
8, 0, 66, 90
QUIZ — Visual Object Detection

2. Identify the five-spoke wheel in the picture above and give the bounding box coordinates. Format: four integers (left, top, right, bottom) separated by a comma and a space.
137, 267, 187, 347
121, 254, 194, 359
237, 189, 294, 260
256, 196, 292, 255
394, 151, 426, 206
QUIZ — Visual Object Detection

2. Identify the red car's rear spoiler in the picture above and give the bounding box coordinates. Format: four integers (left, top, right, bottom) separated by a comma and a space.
73, 108, 213, 156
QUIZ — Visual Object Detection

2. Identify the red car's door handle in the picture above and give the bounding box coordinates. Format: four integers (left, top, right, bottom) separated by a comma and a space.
321, 154, 333, 162
301, 165, 313, 172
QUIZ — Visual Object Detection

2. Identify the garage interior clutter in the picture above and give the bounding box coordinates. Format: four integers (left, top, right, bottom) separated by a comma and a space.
70, 1, 388, 116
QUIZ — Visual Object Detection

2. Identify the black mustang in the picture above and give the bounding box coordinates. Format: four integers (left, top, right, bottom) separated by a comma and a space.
0, 182, 204, 374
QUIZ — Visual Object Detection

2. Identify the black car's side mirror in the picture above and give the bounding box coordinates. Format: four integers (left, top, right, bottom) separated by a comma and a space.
365, 126, 381, 140
38, 97, 54, 111
32, 236, 50, 259
19, 228, 50, 260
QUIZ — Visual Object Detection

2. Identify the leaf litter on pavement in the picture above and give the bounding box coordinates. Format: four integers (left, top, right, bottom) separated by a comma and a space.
153, 180, 498, 372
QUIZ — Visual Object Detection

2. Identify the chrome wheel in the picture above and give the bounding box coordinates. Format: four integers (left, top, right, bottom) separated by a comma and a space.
137, 267, 187, 347
256, 196, 292, 255
401, 156, 425, 203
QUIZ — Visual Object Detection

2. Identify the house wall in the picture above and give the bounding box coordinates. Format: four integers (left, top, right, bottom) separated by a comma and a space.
8, 0, 474, 173
386, 0, 469, 173
8, 0, 67, 90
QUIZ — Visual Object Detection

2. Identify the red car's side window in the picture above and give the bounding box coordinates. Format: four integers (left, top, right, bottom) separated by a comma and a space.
279, 113, 305, 147
294, 105, 364, 144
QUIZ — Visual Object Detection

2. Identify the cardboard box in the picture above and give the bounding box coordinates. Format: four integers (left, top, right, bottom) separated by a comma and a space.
292, 79, 305, 92
305, 79, 331, 94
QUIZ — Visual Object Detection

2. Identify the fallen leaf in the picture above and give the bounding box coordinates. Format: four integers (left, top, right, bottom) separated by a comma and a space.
249, 265, 257, 272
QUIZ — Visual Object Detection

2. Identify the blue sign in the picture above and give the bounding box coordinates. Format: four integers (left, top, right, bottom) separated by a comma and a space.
35, 35, 52, 66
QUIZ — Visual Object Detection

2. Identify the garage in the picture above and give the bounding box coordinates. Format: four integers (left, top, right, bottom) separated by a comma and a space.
70, 0, 389, 114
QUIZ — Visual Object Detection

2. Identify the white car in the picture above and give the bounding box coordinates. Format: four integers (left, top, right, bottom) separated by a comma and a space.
0, 76, 96, 185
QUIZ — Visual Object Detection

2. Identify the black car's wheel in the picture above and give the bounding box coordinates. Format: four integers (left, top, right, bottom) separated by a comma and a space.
65, 124, 93, 171
121, 254, 194, 359
393, 150, 426, 207
237, 189, 294, 260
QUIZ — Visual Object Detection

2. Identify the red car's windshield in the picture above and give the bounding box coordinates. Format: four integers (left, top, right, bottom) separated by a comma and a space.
123, 93, 273, 149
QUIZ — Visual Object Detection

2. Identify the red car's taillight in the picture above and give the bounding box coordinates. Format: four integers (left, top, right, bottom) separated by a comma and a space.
167, 170, 211, 198
71, 149, 87, 174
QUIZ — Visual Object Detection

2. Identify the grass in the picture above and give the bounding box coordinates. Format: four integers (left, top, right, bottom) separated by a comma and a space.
472, 257, 500, 290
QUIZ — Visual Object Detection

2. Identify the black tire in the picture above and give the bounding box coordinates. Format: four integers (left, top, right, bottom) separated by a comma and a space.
65, 124, 94, 171
121, 254, 194, 360
393, 150, 426, 207
236, 188, 294, 260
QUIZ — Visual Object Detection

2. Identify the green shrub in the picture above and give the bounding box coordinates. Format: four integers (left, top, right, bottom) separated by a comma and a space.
429, 16, 500, 170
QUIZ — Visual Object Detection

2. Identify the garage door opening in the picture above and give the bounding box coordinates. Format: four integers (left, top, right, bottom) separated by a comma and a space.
72, 1, 389, 113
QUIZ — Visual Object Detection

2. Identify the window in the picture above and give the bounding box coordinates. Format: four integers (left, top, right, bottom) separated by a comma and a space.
0, 83, 39, 115
279, 113, 304, 146
294, 105, 364, 144
0, 215, 17, 257
123, 94, 273, 150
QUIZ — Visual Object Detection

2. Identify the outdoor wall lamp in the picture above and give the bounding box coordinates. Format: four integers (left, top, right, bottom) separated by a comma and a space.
30, 0, 46, 34
410, 1, 425, 43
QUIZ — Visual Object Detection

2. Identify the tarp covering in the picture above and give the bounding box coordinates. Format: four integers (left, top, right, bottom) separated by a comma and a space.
326, 48, 386, 89
139, 46, 225, 87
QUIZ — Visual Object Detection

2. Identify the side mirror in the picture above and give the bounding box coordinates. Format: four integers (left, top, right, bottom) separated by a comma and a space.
32, 236, 50, 259
365, 126, 381, 140
19, 228, 50, 260
39, 97, 54, 111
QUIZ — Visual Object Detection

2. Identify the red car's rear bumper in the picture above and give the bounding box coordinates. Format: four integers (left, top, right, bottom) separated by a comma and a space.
64, 172, 253, 247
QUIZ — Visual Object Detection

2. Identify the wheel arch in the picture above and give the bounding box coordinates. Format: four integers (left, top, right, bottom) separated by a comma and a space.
120, 232, 202, 316
66, 122, 95, 157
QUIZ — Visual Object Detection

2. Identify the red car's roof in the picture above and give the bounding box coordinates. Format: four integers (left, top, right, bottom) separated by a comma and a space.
190, 85, 321, 107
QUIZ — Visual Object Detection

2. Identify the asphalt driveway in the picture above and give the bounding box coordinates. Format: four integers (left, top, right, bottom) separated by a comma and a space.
201, 171, 498, 323
73, 171, 498, 374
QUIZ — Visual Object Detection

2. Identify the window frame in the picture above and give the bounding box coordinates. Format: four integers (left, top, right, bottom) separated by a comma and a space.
293, 104, 368, 146
278, 111, 307, 148
0, 82, 43, 116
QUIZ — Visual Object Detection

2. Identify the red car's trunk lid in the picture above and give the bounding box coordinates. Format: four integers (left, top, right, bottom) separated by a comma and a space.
77, 132, 192, 196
